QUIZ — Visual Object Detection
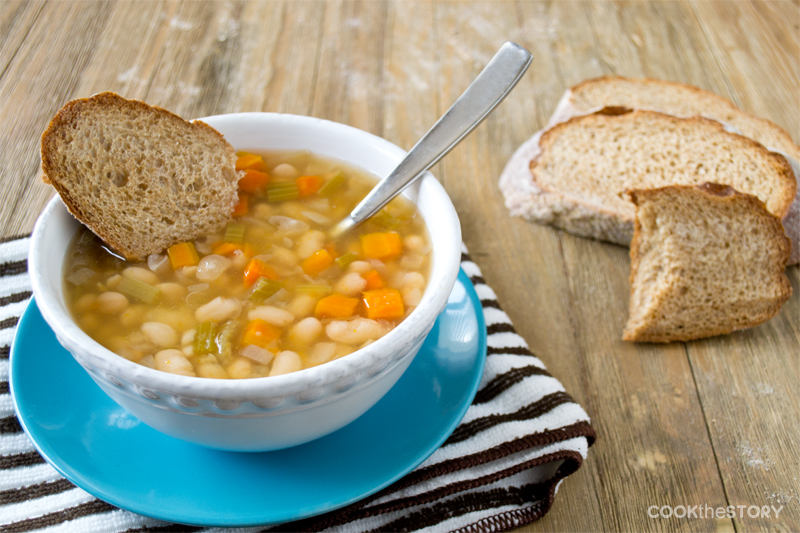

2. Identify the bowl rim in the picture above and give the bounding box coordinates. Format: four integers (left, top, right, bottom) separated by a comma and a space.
30, 112, 462, 401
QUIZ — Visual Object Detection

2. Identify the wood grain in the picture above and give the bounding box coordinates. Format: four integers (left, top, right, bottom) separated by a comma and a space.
0, 1, 797, 532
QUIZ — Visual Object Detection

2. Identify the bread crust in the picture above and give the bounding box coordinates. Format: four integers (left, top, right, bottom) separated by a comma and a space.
41, 92, 240, 261
623, 184, 792, 343
570, 76, 800, 163
500, 108, 797, 251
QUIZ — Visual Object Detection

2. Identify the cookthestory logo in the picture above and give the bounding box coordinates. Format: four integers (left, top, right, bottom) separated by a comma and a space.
647, 504, 784, 519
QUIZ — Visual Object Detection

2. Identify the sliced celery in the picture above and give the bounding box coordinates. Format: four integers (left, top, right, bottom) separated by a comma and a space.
224, 222, 245, 243
267, 182, 300, 203
294, 284, 332, 297
250, 278, 284, 302
334, 253, 358, 269
215, 320, 241, 360
193, 322, 216, 354
117, 276, 160, 304
318, 172, 346, 198
370, 210, 403, 230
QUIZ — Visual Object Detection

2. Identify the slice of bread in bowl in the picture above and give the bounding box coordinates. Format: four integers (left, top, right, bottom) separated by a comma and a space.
41, 92, 240, 261
623, 183, 792, 343
517, 109, 796, 246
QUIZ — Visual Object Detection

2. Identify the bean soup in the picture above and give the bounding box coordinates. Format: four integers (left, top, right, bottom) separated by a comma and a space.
64, 150, 431, 379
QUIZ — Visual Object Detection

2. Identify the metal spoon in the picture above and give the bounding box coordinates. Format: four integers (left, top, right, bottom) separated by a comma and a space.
328, 41, 532, 239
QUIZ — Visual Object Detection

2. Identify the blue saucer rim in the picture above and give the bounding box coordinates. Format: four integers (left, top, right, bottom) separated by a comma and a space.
9, 268, 487, 527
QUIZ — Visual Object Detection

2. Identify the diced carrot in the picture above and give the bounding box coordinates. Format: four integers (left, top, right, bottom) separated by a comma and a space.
213, 242, 244, 256
301, 249, 334, 276
167, 242, 199, 270
244, 258, 279, 287
236, 153, 267, 172
241, 319, 281, 348
362, 289, 405, 320
238, 169, 270, 193
296, 175, 324, 197
363, 269, 384, 290
315, 293, 360, 319
232, 193, 249, 217
360, 232, 403, 261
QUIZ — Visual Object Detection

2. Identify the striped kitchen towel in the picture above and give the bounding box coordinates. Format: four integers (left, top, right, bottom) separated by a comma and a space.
0, 235, 595, 533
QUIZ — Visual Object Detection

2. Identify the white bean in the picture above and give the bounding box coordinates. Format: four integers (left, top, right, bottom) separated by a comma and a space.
74, 294, 97, 313
290, 317, 322, 346
122, 266, 160, 286
367, 259, 387, 275
268, 215, 309, 234
270, 351, 303, 376
403, 287, 423, 306
154, 349, 195, 377
347, 261, 372, 274
230, 249, 249, 270
334, 272, 367, 297
196, 254, 232, 282
227, 357, 253, 379
326, 318, 389, 345
120, 305, 148, 329
177, 266, 197, 282
181, 328, 195, 346
106, 274, 122, 289
141, 322, 177, 347
138, 354, 156, 369
157, 282, 188, 304
286, 294, 317, 318
96, 292, 129, 314
402, 272, 426, 291
404, 235, 430, 255
266, 247, 299, 267
295, 230, 326, 259
272, 163, 298, 178
195, 296, 242, 323
307, 342, 336, 366
248, 306, 295, 327
198, 362, 228, 379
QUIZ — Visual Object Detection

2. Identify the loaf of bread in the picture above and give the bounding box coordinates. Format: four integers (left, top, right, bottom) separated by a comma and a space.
41, 92, 240, 261
546, 76, 800, 265
624, 183, 792, 342
501, 109, 796, 246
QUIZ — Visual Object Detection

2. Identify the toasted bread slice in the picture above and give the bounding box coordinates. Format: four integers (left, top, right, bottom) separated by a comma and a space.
503, 109, 795, 245
624, 183, 791, 343
41, 92, 240, 261
547, 76, 800, 264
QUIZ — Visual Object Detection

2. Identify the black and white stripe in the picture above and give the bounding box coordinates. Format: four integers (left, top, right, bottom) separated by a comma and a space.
0, 238, 594, 533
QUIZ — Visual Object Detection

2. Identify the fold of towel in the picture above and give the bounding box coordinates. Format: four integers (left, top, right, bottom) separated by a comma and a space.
0, 236, 594, 533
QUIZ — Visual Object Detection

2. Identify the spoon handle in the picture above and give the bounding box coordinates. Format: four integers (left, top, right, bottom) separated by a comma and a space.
329, 41, 532, 238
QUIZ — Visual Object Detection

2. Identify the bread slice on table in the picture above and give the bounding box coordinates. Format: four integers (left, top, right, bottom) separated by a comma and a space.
546, 76, 800, 265
623, 183, 792, 343
553, 76, 800, 165
501, 109, 796, 248
41, 92, 240, 262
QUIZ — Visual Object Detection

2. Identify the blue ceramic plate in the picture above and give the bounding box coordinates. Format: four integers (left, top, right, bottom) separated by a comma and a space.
10, 269, 486, 527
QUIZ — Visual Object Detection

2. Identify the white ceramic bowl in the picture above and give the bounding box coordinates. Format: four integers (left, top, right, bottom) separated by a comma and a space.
30, 113, 462, 451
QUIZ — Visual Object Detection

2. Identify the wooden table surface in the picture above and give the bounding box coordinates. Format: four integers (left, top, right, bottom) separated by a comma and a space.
1, 1, 798, 531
